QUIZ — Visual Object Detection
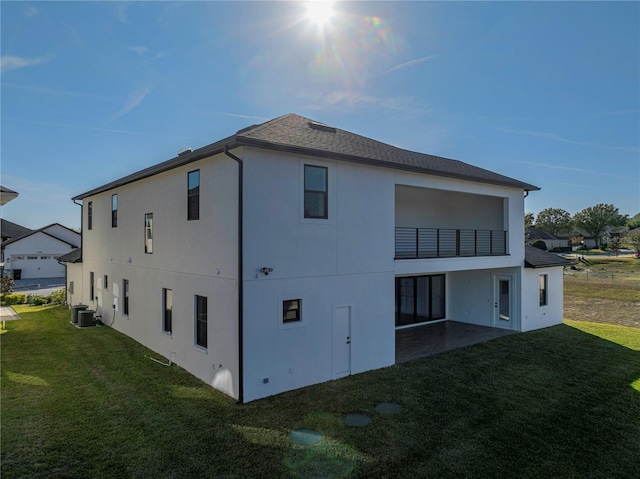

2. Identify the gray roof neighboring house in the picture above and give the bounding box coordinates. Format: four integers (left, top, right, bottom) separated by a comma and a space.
58, 248, 82, 264
526, 228, 563, 241
524, 246, 574, 269
1, 224, 79, 249
73, 113, 540, 200
1, 219, 32, 242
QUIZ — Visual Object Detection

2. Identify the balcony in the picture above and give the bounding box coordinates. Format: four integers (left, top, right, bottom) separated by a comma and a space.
395, 227, 507, 260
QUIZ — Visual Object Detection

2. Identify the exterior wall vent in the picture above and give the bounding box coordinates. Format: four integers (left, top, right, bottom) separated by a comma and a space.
308, 121, 337, 133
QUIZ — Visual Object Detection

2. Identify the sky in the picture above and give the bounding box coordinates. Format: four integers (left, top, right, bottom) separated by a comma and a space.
1, 0, 639, 230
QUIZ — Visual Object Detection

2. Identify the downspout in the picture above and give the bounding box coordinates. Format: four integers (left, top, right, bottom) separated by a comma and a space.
223, 145, 244, 404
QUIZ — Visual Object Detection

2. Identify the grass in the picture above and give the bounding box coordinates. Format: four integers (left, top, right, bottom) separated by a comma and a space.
2, 306, 640, 478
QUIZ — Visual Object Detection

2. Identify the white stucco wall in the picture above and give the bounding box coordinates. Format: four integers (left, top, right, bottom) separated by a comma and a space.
65, 262, 84, 306
79, 151, 240, 399
521, 266, 564, 332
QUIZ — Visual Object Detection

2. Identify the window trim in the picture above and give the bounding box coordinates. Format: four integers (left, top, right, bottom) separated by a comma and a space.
144, 213, 153, 254
187, 170, 200, 221
111, 194, 118, 228
194, 295, 208, 350
123, 279, 130, 316
303, 164, 328, 219
539, 274, 548, 307
163, 288, 173, 335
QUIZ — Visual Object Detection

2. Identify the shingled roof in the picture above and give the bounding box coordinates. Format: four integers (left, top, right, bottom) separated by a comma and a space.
524, 246, 574, 269
1, 219, 32, 242
73, 113, 539, 200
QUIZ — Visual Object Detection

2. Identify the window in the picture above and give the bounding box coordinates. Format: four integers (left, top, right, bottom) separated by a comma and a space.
282, 299, 301, 323
144, 213, 153, 254
539, 274, 548, 307
123, 279, 129, 316
90, 272, 95, 301
396, 274, 446, 327
27, 256, 38, 260
87, 201, 93, 230
163, 288, 173, 334
195, 295, 207, 348
112, 194, 118, 227
188, 170, 200, 221
304, 165, 328, 219
104, 275, 108, 289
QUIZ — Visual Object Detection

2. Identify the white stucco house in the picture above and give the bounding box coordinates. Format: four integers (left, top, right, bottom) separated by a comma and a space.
2, 223, 80, 279
63, 113, 570, 403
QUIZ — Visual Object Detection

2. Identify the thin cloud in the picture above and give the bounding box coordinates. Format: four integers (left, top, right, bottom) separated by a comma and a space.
4, 117, 142, 135
126, 46, 148, 56
381, 55, 438, 75
304, 90, 431, 118
515, 161, 629, 179
218, 112, 270, 122
2, 82, 112, 101
495, 126, 640, 153
25, 6, 39, 16
108, 86, 153, 122
1, 55, 54, 73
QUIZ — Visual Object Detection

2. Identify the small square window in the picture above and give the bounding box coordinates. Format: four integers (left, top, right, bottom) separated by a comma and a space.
283, 299, 301, 323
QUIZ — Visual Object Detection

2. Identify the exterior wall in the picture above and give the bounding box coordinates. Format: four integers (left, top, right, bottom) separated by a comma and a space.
241, 148, 396, 401
79, 151, 240, 399
4, 233, 75, 278
521, 266, 564, 332
43, 224, 81, 246
65, 262, 84, 306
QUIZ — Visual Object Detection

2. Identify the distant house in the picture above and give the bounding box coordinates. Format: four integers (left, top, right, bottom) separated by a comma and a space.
526, 228, 571, 252
2, 224, 80, 279
62, 113, 569, 403
1, 219, 32, 243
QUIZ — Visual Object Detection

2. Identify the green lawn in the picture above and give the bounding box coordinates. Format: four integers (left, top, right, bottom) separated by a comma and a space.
2, 305, 640, 478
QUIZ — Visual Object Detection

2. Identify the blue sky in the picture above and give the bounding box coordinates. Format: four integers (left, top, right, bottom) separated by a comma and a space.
2, 1, 638, 230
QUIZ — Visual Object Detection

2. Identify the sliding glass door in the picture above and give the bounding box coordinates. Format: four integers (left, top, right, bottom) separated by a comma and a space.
396, 274, 446, 326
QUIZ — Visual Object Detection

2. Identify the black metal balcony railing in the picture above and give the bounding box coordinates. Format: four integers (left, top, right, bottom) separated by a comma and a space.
395, 227, 507, 259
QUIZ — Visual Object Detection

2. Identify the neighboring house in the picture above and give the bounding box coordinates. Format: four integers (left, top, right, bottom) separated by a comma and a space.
1, 218, 32, 243
2, 224, 80, 279
0, 185, 19, 206
63, 113, 568, 403
526, 228, 571, 251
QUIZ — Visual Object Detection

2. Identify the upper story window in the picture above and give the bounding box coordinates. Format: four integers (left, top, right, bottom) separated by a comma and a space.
144, 213, 153, 254
87, 201, 93, 230
304, 165, 328, 219
111, 194, 118, 228
188, 170, 200, 221
539, 274, 548, 307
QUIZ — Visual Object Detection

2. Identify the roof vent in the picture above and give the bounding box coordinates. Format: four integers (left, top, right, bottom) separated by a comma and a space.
308, 121, 337, 133
177, 147, 192, 156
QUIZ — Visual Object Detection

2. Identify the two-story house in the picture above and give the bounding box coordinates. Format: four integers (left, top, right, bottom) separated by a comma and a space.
64, 113, 567, 403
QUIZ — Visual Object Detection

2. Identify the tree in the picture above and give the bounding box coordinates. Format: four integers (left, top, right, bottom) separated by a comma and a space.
525, 212, 535, 230
625, 232, 640, 256
1, 276, 15, 297
573, 203, 626, 247
627, 212, 640, 230
534, 208, 572, 236
570, 235, 585, 250
608, 236, 622, 256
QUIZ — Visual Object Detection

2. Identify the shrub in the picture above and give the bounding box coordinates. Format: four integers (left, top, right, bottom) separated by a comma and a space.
49, 289, 66, 304
532, 240, 547, 251
32, 296, 48, 306
1, 293, 27, 305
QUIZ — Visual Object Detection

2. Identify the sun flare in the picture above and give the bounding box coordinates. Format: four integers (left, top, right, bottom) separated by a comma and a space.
306, 1, 334, 26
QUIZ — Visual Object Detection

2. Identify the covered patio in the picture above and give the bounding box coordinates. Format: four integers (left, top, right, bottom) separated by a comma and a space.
395, 321, 516, 363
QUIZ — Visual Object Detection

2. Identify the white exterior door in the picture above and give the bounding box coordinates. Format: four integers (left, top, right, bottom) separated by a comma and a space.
332, 306, 351, 378
493, 275, 513, 329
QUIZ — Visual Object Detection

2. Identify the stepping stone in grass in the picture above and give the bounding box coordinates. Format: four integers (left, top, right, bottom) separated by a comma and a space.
344, 413, 372, 427
289, 429, 322, 445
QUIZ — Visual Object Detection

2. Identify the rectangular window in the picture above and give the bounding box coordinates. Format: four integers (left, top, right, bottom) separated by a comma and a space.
112, 194, 118, 227
304, 165, 328, 219
88, 201, 93, 230
282, 299, 302, 323
539, 274, 548, 306
188, 170, 200, 221
395, 274, 446, 327
104, 275, 108, 289
90, 272, 95, 301
123, 279, 129, 316
195, 295, 208, 348
163, 288, 173, 334
144, 213, 153, 254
